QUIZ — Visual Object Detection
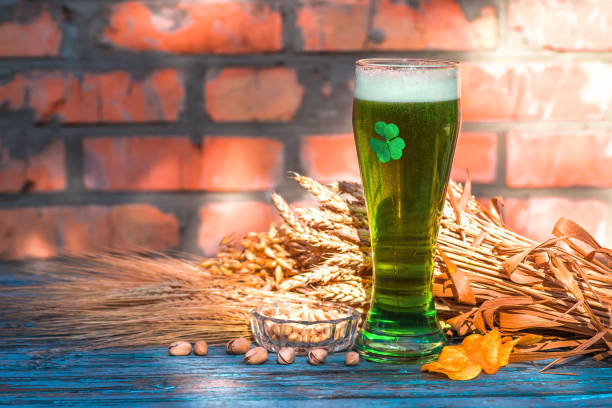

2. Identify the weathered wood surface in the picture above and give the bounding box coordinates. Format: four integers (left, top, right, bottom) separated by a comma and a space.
1, 344, 611, 407
1, 268, 612, 407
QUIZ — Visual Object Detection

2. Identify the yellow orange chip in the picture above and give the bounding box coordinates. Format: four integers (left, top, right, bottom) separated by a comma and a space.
421, 361, 441, 372
421, 346, 482, 381
436, 345, 470, 371
461, 334, 482, 357
477, 330, 502, 374
421, 330, 528, 381
516, 334, 543, 346
446, 361, 482, 381
422, 360, 482, 381
421, 347, 482, 381
499, 338, 520, 367
462, 334, 483, 347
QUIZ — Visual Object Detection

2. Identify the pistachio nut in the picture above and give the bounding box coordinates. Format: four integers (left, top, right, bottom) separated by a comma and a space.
194, 340, 208, 356
277, 347, 296, 365
168, 341, 192, 356
244, 347, 269, 365
308, 348, 328, 365
226, 337, 251, 355
345, 351, 359, 366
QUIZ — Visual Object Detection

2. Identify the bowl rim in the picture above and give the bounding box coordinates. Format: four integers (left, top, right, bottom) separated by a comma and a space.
250, 302, 360, 325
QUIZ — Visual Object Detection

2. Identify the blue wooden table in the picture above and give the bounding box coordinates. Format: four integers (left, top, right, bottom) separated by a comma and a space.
1, 343, 612, 407
2, 269, 612, 407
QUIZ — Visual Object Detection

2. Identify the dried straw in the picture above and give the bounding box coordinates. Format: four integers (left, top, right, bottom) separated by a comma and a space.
1, 174, 611, 367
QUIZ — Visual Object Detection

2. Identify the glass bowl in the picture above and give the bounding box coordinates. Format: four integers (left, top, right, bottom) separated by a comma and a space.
250, 303, 361, 354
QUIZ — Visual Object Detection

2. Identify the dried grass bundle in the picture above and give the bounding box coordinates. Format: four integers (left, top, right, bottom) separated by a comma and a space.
2, 174, 611, 367
2, 252, 313, 348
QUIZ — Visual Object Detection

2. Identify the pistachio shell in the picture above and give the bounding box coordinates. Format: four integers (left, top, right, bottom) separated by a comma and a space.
226, 337, 251, 355
345, 351, 359, 366
194, 340, 208, 356
244, 347, 269, 365
308, 348, 328, 365
168, 341, 192, 356
277, 347, 295, 365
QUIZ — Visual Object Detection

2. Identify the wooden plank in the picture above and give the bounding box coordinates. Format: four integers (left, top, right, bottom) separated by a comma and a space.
0, 345, 611, 407
1, 271, 611, 406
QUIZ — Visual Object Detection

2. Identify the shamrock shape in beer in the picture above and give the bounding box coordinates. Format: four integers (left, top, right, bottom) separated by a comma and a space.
370, 121, 405, 163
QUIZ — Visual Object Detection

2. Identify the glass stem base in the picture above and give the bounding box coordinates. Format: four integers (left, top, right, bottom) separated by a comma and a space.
355, 322, 446, 364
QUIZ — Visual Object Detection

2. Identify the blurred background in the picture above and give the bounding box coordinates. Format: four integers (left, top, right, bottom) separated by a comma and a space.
0, 0, 610, 261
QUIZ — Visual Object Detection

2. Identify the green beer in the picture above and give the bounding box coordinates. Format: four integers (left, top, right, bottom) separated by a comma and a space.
352, 59, 460, 362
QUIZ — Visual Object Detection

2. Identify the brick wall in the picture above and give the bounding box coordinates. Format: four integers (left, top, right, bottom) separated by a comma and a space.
0, 0, 610, 260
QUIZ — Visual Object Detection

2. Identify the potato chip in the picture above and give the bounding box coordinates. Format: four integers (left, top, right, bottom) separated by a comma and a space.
516, 334, 543, 346
436, 345, 470, 371
422, 360, 482, 381
499, 338, 520, 367
476, 330, 502, 374
461, 334, 482, 357
421, 347, 482, 381
421, 330, 532, 381
446, 361, 482, 381
420, 361, 442, 372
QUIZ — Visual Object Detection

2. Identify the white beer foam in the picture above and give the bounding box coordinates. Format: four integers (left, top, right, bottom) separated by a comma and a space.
355, 65, 458, 103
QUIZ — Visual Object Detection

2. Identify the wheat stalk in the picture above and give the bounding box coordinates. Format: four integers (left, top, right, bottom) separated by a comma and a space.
1, 174, 611, 368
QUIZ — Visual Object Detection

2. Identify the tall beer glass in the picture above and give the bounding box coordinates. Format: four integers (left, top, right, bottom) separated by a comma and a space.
353, 59, 460, 362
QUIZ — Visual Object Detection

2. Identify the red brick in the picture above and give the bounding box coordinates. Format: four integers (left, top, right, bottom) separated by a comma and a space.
0, 10, 61, 57
0, 206, 111, 260
296, 0, 369, 51
506, 131, 612, 188
0, 74, 26, 108
84, 137, 200, 191
509, 0, 612, 51
297, 0, 497, 51
198, 201, 278, 255
462, 62, 612, 121
372, 0, 497, 51
0, 69, 184, 123
505, 198, 608, 245
0, 204, 180, 259
0, 139, 66, 192
451, 132, 498, 183
199, 137, 284, 191
205, 67, 304, 122
301, 134, 360, 183
57, 204, 179, 254
84, 136, 283, 191
103, 1, 281, 54
109, 204, 180, 251
0, 208, 56, 260
55, 206, 111, 253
